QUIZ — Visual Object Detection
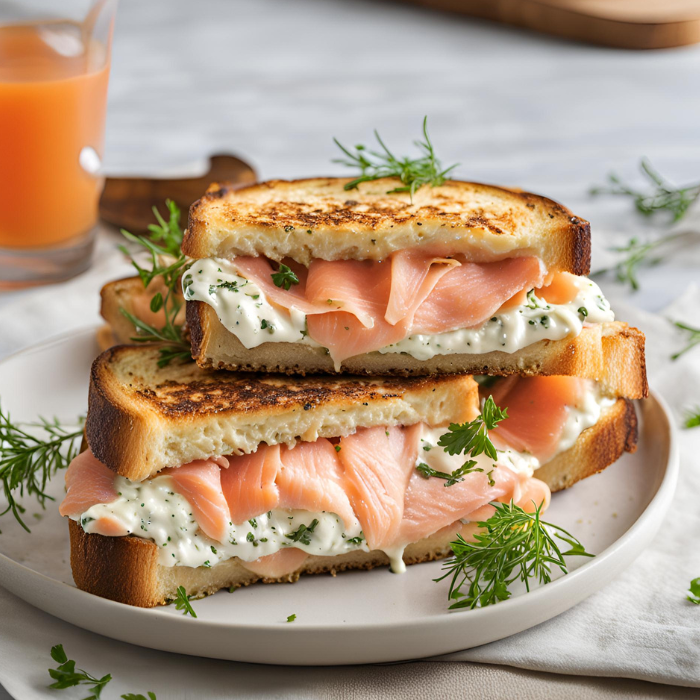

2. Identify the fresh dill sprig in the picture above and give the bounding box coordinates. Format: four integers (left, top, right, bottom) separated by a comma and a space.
47, 644, 112, 698
173, 585, 197, 617
591, 232, 690, 292
118, 200, 191, 367
684, 406, 700, 429
436, 501, 593, 610
0, 407, 83, 532
271, 263, 300, 290
333, 117, 458, 199
591, 158, 700, 222
437, 396, 507, 461
688, 578, 700, 604
671, 320, 700, 360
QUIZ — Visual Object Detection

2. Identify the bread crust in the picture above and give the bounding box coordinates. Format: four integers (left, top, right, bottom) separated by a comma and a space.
538, 398, 637, 492
184, 177, 591, 274
87, 345, 477, 481
68, 518, 468, 608
188, 302, 648, 399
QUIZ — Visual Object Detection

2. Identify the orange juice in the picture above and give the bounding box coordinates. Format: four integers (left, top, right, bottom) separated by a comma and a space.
0, 22, 110, 248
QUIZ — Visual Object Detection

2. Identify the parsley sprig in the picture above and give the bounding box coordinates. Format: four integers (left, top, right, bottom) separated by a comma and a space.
48, 644, 112, 699
591, 158, 700, 222
271, 263, 300, 290
173, 585, 197, 617
118, 200, 192, 367
47, 644, 157, 699
0, 407, 83, 532
436, 501, 593, 609
437, 396, 507, 461
417, 396, 506, 487
671, 320, 700, 360
333, 117, 458, 199
688, 578, 700, 604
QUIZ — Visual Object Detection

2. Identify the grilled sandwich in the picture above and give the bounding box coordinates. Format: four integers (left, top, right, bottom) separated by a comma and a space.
179, 178, 645, 396
59, 345, 639, 608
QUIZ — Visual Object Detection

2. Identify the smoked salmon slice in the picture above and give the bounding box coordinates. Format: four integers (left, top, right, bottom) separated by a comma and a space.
486, 376, 586, 462
162, 458, 232, 543
233, 252, 547, 365
59, 449, 118, 517
339, 424, 421, 550
276, 439, 357, 530
537, 271, 580, 305
411, 256, 545, 334
221, 445, 281, 524
385, 250, 460, 325
241, 547, 309, 578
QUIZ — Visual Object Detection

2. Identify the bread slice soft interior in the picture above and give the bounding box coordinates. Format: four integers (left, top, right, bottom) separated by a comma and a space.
188, 303, 647, 399
67, 396, 638, 608
87, 345, 477, 481
184, 178, 591, 273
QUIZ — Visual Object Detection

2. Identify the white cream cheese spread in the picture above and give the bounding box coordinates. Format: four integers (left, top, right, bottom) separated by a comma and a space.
183, 257, 614, 360
75, 477, 367, 568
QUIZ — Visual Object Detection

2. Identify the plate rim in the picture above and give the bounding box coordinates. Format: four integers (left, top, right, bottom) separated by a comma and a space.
0, 328, 679, 662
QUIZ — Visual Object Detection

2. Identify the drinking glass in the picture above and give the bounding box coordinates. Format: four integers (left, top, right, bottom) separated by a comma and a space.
0, 0, 117, 288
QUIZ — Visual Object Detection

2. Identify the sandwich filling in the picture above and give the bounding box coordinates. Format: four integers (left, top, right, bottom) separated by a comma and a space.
59, 376, 613, 577
183, 254, 614, 369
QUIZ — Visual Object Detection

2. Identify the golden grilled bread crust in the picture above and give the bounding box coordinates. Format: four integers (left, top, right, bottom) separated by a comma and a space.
87, 345, 477, 481
99, 277, 144, 346
188, 303, 648, 399
184, 178, 591, 273
536, 398, 637, 492
68, 519, 470, 608
67, 399, 637, 608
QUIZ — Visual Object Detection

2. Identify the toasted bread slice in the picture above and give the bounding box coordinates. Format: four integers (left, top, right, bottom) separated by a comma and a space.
184, 178, 591, 273
68, 398, 638, 608
100, 276, 186, 348
188, 304, 647, 399
87, 345, 476, 481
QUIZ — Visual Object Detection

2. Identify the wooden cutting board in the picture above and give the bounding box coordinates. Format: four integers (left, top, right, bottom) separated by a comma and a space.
402, 0, 700, 49
99, 153, 256, 233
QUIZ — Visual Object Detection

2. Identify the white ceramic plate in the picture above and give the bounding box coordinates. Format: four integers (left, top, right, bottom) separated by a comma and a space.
0, 328, 678, 666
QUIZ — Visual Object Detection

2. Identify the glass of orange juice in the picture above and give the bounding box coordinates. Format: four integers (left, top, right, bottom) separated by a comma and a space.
0, 0, 116, 288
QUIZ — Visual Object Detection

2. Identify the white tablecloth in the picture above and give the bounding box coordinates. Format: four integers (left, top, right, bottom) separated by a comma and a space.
2, 0, 700, 697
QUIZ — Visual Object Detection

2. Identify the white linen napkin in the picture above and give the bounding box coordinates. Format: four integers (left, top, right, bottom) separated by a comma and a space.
1, 231, 700, 693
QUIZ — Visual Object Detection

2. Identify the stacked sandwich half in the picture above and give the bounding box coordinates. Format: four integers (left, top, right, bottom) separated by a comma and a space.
63, 178, 647, 607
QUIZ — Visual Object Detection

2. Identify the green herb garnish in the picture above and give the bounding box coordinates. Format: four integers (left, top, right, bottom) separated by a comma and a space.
286, 614, 297, 623
333, 117, 458, 199
688, 578, 700, 604
416, 461, 483, 487
285, 519, 319, 545
0, 408, 83, 531
47, 644, 112, 698
121, 694, 157, 700
683, 406, 700, 429
118, 200, 191, 367
437, 396, 507, 461
346, 532, 365, 546
591, 158, 700, 222
173, 586, 197, 618
591, 232, 690, 292
436, 501, 592, 609
271, 263, 300, 290
671, 320, 700, 360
